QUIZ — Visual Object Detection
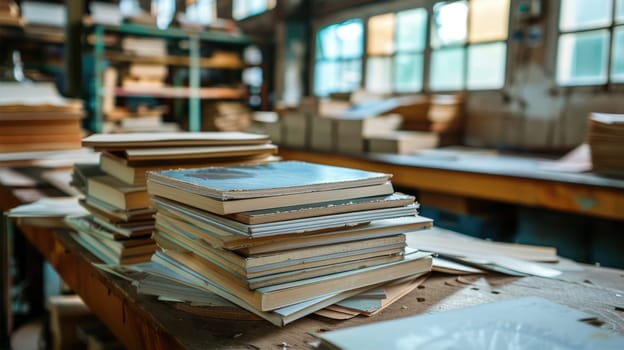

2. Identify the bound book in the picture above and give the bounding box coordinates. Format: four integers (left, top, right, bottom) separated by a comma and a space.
153, 229, 405, 289
70, 231, 153, 265
87, 175, 151, 210
153, 226, 405, 278
80, 197, 155, 223
161, 249, 432, 311
100, 151, 277, 186
155, 212, 432, 252
147, 161, 392, 200
104, 143, 277, 164
147, 252, 382, 327
147, 181, 393, 215
82, 132, 270, 150
151, 195, 418, 238
227, 192, 416, 224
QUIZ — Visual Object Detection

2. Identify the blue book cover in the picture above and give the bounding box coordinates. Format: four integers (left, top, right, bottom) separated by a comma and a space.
148, 161, 392, 200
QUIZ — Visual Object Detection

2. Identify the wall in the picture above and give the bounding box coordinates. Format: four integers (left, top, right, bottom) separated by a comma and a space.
293, 0, 624, 151
465, 0, 624, 151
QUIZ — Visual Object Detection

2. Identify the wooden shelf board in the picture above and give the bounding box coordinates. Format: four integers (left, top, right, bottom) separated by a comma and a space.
114, 86, 247, 99
104, 52, 246, 69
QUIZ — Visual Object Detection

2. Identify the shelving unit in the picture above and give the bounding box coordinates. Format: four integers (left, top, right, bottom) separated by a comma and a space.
0, 24, 65, 81
89, 23, 253, 132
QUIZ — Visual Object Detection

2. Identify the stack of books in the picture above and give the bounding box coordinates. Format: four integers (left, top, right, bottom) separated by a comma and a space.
67, 132, 278, 265
122, 62, 168, 89
0, 0, 23, 26
0, 82, 84, 153
144, 160, 433, 325
587, 113, 624, 177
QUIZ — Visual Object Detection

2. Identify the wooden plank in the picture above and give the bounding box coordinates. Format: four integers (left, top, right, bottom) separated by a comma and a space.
279, 149, 624, 221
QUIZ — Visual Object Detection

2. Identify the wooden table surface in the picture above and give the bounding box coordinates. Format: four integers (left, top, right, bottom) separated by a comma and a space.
279, 149, 624, 221
2, 157, 624, 349
14, 222, 624, 350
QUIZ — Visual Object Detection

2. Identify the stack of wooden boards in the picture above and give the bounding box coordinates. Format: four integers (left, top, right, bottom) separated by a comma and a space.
256, 94, 463, 154
587, 113, 624, 177
66, 132, 278, 265
0, 82, 84, 153
119, 37, 167, 89
143, 160, 433, 325
0, 0, 22, 26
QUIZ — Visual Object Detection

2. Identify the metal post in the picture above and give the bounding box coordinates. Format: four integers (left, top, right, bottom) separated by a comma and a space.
189, 34, 201, 132
64, 0, 83, 98
93, 25, 105, 133
1, 213, 13, 349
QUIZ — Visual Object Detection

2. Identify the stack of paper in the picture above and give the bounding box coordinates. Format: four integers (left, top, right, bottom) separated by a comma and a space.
144, 160, 434, 325
588, 113, 624, 177
66, 132, 278, 265
0, 82, 84, 153
406, 227, 561, 278
314, 297, 624, 350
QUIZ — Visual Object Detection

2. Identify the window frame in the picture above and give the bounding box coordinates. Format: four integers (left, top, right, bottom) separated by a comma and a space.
555, 0, 623, 87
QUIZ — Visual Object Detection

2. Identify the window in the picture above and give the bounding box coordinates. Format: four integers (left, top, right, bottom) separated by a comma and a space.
314, 19, 364, 96
429, 0, 509, 91
312, 1, 510, 96
366, 8, 428, 93
232, 0, 276, 20
557, 0, 624, 85
184, 0, 216, 25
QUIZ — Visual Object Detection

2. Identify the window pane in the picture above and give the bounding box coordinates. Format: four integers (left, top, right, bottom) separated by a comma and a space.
431, 1, 468, 48
316, 20, 363, 60
612, 27, 624, 82
339, 59, 363, 92
366, 57, 392, 93
316, 24, 339, 60
368, 13, 395, 55
467, 42, 506, 89
338, 19, 364, 58
396, 8, 427, 52
617, 0, 624, 23
469, 0, 510, 43
232, 0, 275, 20
430, 47, 465, 91
185, 0, 216, 24
557, 30, 609, 85
394, 53, 424, 92
314, 61, 339, 96
559, 0, 613, 31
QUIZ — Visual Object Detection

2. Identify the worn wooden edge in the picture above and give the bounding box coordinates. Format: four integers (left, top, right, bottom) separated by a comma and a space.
279, 149, 624, 221
18, 225, 186, 350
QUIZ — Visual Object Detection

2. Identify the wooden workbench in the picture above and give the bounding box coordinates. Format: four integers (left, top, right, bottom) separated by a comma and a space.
12, 222, 624, 349
2, 159, 624, 349
279, 149, 624, 221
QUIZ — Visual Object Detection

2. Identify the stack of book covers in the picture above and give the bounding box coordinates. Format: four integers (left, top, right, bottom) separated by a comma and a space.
66, 132, 278, 265
143, 160, 434, 325
587, 113, 624, 177
0, 82, 84, 153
